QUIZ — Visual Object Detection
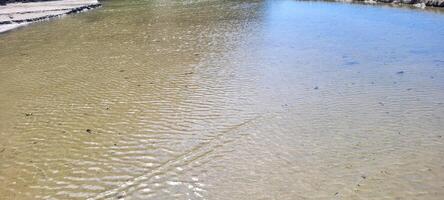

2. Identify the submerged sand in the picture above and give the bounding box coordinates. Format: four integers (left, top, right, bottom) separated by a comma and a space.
0, 0, 444, 199
0, 0, 100, 33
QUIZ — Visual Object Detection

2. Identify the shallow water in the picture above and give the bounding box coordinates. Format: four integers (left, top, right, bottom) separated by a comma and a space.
1, 0, 444, 199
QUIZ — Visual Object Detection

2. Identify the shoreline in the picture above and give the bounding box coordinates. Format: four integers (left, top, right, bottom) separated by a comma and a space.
0, 0, 443, 34
339, 0, 444, 8
0, 0, 100, 34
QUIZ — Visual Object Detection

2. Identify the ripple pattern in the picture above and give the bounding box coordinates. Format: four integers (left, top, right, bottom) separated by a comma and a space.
1, 0, 444, 199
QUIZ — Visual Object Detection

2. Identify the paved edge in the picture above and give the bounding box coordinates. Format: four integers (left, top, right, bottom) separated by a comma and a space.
0, 1, 101, 34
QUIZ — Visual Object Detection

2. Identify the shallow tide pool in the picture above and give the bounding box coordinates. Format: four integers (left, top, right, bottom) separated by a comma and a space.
1, 0, 444, 199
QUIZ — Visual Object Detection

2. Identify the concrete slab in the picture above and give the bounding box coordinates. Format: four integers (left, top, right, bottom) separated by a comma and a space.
0, 0, 100, 33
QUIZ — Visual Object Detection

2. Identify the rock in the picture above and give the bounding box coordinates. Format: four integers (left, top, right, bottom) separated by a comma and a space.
401, 0, 414, 4
334, 0, 444, 7
86, 129, 92, 133
414, 2, 426, 8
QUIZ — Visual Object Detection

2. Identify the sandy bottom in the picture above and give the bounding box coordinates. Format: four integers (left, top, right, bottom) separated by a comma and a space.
0, 0, 444, 199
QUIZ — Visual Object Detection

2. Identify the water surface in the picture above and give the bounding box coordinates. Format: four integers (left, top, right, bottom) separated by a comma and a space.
1, 0, 444, 199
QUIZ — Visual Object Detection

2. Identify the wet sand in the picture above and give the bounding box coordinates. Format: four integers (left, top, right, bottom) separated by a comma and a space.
0, 0, 100, 33
1, 0, 444, 199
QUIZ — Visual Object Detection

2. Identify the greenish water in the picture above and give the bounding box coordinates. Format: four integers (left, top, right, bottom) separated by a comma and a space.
1, 0, 444, 199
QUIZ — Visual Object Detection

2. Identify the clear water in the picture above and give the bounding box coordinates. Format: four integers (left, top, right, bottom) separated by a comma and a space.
1, 0, 444, 199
